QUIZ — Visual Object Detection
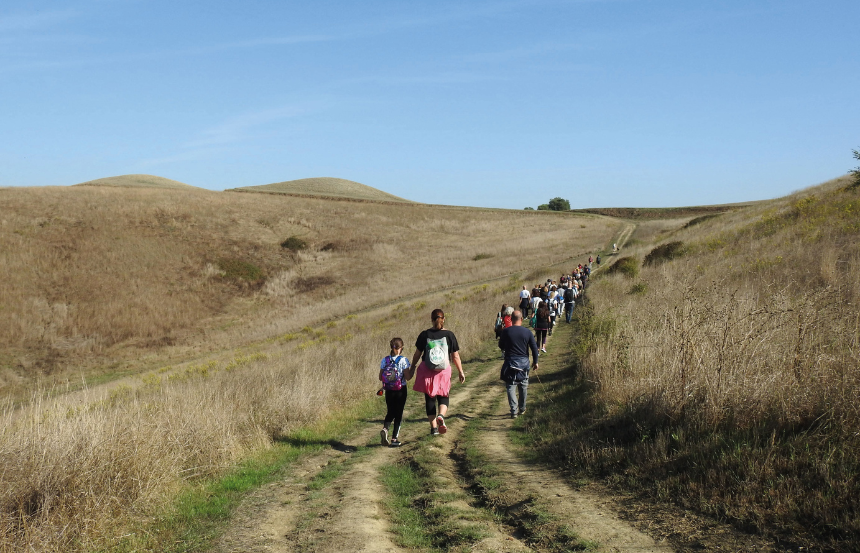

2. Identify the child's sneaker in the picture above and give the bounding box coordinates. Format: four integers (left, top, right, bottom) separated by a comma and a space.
436, 416, 447, 434
430, 427, 440, 436
389, 439, 402, 447
380, 428, 390, 446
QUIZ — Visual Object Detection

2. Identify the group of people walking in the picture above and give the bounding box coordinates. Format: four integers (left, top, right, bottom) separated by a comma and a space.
496, 263, 591, 417
376, 258, 594, 445
377, 309, 465, 447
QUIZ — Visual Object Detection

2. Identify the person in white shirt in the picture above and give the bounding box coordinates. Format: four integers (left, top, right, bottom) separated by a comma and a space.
518, 286, 532, 318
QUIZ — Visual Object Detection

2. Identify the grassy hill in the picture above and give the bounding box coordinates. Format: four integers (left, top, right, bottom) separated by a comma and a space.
229, 177, 412, 203
534, 173, 860, 549
73, 174, 201, 190
1, 173, 857, 551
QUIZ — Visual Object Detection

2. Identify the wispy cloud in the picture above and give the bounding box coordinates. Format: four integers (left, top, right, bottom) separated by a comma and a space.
138, 101, 328, 169
0, 9, 78, 32
461, 41, 587, 64
0, 33, 336, 73
184, 105, 313, 149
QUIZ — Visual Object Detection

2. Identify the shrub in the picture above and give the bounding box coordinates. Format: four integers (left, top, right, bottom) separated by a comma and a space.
217, 258, 265, 282
628, 282, 648, 295
280, 236, 307, 251
849, 148, 860, 191
643, 241, 685, 266
606, 256, 639, 279
683, 214, 720, 229
473, 253, 494, 261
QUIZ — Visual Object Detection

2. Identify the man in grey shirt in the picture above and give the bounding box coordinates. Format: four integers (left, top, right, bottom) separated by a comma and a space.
497, 310, 540, 418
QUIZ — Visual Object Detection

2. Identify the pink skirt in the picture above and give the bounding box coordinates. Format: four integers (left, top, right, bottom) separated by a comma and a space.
412, 361, 451, 397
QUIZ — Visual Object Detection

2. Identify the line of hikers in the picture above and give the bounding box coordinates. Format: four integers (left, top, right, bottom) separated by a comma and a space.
375, 260, 593, 446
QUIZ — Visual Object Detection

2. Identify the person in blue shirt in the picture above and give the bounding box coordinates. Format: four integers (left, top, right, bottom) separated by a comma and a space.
497, 310, 539, 419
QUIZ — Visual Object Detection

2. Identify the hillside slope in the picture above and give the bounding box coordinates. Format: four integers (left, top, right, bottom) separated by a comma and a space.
230, 177, 412, 203
73, 174, 201, 190
546, 173, 860, 549
0, 185, 612, 396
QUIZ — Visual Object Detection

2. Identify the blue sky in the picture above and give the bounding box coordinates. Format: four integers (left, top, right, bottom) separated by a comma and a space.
1, 0, 857, 208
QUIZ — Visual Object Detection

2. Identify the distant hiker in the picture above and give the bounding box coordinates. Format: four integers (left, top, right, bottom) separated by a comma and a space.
530, 295, 542, 323
596, 254, 601, 266
546, 296, 558, 336
411, 309, 465, 436
563, 284, 576, 323
534, 302, 551, 353
494, 304, 507, 340
613, 243, 617, 252
498, 310, 539, 418
379, 337, 411, 447
518, 286, 531, 318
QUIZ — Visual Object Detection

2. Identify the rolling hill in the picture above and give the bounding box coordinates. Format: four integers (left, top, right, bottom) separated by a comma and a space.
73, 174, 202, 190
229, 177, 412, 203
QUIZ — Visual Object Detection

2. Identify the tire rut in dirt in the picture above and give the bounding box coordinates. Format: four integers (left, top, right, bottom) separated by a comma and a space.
470, 395, 674, 552
385, 361, 536, 552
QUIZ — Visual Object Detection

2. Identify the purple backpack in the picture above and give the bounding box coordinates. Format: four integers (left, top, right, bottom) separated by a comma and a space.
381, 355, 405, 391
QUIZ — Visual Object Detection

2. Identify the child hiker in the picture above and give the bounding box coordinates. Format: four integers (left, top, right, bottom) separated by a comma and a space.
379, 337, 412, 447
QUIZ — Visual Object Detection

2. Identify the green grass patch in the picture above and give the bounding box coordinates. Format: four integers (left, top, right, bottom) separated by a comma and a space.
307, 446, 371, 491
217, 258, 265, 282
280, 235, 308, 251
379, 437, 489, 552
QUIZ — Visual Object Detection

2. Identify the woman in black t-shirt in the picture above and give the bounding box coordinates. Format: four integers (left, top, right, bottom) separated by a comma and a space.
410, 309, 466, 436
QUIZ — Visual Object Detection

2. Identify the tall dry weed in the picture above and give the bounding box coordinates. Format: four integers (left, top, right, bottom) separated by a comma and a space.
577, 178, 860, 543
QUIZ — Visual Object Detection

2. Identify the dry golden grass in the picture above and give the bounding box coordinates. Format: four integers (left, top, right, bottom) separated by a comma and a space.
0, 184, 610, 551
575, 175, 860, 545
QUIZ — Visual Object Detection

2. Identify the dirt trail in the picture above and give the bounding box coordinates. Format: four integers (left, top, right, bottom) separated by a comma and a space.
214, 356, 535, 552
211, 329, 684, 553
478, 400, 671, 552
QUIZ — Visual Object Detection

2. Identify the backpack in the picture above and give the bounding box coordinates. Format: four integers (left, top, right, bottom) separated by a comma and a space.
381, 355, 405, 391
564, 288, 574, 302
426, 336, 449, 371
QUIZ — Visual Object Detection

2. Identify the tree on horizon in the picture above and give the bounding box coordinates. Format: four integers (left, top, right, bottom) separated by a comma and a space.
537, 197, 571, 211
